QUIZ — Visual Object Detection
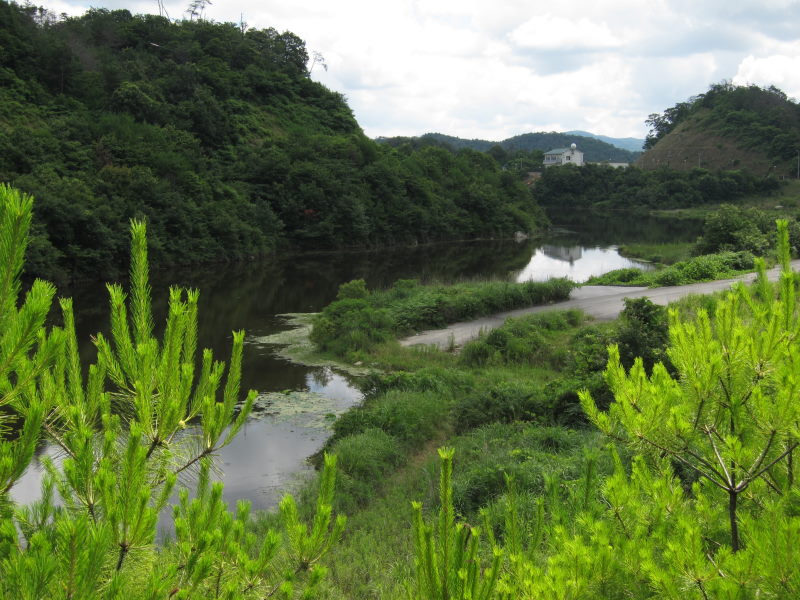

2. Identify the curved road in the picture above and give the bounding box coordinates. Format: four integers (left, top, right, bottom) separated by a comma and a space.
400, 261, 800, 349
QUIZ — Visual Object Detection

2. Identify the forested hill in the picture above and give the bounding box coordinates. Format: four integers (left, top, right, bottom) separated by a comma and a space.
639, 83, 800, 175
377, 131, 641, 162
0, 2, 542, 282
562, 130, 644, 153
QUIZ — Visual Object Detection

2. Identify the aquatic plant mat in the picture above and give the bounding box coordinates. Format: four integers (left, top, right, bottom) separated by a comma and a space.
248, 313, 374, 377
249, 390, 348, 428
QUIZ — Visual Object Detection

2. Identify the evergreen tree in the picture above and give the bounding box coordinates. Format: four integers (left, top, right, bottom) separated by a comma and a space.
0, 184, 344, 598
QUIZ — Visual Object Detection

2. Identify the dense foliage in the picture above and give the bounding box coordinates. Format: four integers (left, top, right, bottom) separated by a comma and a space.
0, 1, 542, 282
0, 185, 344, 598
310, 277, 574, 357
693, 203, 800, 255
533, 162, 780, 210
644, 82, 800, 158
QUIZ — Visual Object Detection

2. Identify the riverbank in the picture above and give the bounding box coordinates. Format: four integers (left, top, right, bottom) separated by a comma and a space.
399, 259, 799, 349
260, 275, 730, 597
264, 234, 800, 598
648, 179, 800, 220
264, 306, 614, 597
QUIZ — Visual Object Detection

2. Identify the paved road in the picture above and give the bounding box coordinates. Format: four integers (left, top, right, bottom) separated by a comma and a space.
400, 261, 800, 349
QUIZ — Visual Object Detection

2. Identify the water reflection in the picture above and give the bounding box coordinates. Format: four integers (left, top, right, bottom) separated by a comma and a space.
515, 246, 653, 283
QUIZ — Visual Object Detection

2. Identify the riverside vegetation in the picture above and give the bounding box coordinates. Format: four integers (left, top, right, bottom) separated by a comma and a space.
3, 192, 800, 597
5, 4, 800, 596
9, 176, 800, 597
302, 221, 800, 598
588, 204, 800, 285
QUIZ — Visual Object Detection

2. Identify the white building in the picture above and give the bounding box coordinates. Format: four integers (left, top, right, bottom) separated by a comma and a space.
543, 143, 584, 167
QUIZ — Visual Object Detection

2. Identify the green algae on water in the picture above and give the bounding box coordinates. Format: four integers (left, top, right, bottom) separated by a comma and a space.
250, 390, 348, 429
248, 313, 373, 377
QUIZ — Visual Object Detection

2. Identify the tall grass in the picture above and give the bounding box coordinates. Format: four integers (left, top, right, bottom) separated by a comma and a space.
311, 277, 574, 358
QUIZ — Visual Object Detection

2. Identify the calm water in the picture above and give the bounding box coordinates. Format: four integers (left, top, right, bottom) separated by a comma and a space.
12, 213, 701, 512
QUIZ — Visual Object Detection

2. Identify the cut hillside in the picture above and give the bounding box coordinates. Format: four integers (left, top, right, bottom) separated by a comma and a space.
638, 83, 800, 177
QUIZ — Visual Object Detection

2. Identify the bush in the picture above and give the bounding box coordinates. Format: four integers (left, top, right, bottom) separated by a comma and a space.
459, 339, 499, 367
652, 267, 685, 286
694, 204, 772, 255
616, 297, 670, 372
310, 298, 393, 355
453, 382, 544, 433
332, 428, 403, 482
329, 390, 450, 450
336, 278, 369, 300
331, 428, 403, 511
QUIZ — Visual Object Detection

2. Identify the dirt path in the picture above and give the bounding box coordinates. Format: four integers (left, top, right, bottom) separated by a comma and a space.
400, 261, 800, 349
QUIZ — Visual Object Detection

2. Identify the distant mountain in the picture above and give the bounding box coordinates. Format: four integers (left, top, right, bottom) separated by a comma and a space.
638, 83, 800, 176
415, 134, 495, 152
412, 132, 641, 163
563, 130, 644, 152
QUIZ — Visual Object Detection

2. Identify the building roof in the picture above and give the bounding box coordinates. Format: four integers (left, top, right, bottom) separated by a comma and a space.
544, 148, 570, 155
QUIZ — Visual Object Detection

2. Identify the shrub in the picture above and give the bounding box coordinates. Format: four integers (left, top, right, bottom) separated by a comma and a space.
586, 267, 647, 285
615, 297, 670, 372
330, 390, 450, 449
453, 382, 544, 433
652, 266, 684, 286
310, 299, 393, 355
333, 428, 403, 482
459, 339, 498, 367
694, 204, 772, 255
337, 278, 369, 299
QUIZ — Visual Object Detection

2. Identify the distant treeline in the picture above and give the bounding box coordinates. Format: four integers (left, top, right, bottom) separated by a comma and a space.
0, 1, 542, 282
377, 131, 641, 163
533, 163, 780, 209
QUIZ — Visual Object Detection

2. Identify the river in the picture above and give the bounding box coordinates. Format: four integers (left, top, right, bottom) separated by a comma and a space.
11, 213, 701, 514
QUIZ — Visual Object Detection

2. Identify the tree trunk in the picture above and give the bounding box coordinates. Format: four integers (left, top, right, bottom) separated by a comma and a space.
729, 489, 739, 552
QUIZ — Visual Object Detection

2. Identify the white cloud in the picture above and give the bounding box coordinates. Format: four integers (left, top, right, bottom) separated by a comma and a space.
42, 0, 800, 140
509, 15, 624, 52
733, 53, 800, 99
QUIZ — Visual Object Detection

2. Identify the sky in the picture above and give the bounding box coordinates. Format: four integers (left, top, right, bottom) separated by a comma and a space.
43, 0, 800, 141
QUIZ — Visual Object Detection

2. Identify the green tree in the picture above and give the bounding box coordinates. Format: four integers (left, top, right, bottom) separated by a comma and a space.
581, 221, 800, 569
411, 448, 503, 600
615, 297, 670, 372
0, 184, 343, 598
491, 222, 800, 598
